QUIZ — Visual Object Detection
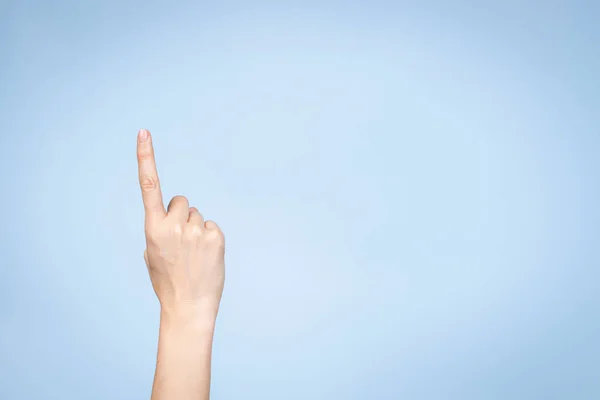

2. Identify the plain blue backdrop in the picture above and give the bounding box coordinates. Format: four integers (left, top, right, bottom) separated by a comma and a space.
1, 1, 599, 399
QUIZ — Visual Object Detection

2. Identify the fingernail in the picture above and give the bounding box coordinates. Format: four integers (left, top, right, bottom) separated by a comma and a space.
138, 129, 149, 142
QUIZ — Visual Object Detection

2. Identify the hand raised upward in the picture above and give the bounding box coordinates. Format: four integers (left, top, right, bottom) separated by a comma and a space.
137, 128, 225, 321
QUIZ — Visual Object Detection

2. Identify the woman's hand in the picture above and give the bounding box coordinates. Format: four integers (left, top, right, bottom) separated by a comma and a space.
137, 128, 225, 322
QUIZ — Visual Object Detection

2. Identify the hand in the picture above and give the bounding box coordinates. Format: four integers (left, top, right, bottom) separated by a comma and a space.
137, 129, 225, 321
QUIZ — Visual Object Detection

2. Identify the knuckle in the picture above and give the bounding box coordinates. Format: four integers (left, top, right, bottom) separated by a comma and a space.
140, 175, 157, 192
171, 195, 188, 203
204, 220, 218, 230
190, 208, 203, 219
173, 223, 183, 236
168, 196, 189, 211
207, 227, 225, 244
185, 225, 203, 240
137, 152, 153, 161
137, 143, 154, 161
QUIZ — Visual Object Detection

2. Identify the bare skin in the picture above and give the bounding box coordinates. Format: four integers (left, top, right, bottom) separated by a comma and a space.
137, 128, 225, 400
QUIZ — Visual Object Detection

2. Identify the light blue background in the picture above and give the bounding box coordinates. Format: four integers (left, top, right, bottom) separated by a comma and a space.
1, 1, 599, 399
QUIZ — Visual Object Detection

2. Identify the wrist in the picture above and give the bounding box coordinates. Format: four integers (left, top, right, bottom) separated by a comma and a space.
160, 303, 218, 333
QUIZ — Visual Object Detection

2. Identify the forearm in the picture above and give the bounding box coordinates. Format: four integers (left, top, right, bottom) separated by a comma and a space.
151, 308, 216, 400
136, 129, 225, 400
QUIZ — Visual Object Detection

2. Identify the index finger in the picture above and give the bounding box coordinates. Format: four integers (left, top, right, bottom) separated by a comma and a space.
137, 129, 166, 218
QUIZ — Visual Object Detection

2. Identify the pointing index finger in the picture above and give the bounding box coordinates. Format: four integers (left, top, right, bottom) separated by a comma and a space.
137, 129, 166, 218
